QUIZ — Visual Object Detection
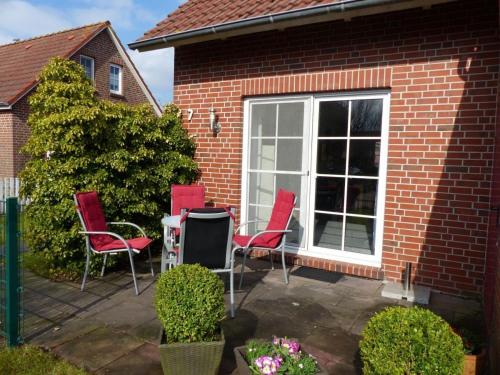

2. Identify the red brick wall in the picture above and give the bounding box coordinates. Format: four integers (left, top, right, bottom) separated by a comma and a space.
0, 110, 15, 177
174, 0, 499, 295
71, 29, 149, 105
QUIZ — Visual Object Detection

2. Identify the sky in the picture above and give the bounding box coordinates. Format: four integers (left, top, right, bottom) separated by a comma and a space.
0, 0, 185, 104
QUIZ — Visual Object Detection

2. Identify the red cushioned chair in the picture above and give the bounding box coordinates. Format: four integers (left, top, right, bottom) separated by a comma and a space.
233, 189, 296, 288
171, 184, 206, 237
74, 191, 154, 295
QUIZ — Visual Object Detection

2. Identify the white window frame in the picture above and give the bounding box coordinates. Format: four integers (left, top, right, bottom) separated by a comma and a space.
241, 91, 390, 268
109, 63, 122, 95
79, 55, 94, 82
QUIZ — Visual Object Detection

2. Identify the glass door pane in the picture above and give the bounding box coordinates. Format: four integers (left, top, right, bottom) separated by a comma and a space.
246, 100, 309, 247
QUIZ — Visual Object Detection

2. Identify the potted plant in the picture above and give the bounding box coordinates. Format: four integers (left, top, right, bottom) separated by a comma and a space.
233, 337, 328, 374
454, 327, 487, 375
359, 306, 465, 375
155, 264, 226, 375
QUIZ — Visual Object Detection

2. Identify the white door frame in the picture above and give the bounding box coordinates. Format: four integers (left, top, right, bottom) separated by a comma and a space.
241, 91, 390, 267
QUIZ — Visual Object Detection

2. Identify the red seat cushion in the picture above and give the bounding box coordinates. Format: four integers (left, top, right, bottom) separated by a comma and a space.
233, 234, 274, 249
234, 189, 296, 249
171, 184, 205, 236
75, 191, 114, 249
95, 236, 153, 252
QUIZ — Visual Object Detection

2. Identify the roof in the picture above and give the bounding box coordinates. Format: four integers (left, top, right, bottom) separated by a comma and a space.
0, 22, 109, 106
130, 0, 457, 51
138, 0, 342, 42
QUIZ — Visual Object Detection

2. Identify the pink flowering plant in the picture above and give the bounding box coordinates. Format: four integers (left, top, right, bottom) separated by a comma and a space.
244, 337, 319, 374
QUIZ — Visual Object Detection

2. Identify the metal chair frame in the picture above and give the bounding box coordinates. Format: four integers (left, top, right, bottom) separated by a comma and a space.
178, 208, 237, 317
234, 196, 297, 289
74, 195, 154, 295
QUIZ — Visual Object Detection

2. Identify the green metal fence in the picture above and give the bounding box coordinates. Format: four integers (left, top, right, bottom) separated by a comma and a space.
0, 197, 24, 347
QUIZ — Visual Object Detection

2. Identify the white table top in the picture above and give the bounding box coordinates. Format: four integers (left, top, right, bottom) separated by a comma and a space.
161, 215, 181, 228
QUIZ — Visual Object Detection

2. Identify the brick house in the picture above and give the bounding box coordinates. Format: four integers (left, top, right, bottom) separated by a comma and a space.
0, 21, 161, 178
131, 0, 500, 366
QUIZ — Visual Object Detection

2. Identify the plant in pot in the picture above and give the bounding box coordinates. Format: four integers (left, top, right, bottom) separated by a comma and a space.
359, 306, 464, 375
453, 326, 487, 375
233, 336, 328, 374
155, 263, 226, 375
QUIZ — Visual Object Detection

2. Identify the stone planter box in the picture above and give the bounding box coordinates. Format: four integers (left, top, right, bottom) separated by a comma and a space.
159, 329, 225, 375
233, 345, 329, 375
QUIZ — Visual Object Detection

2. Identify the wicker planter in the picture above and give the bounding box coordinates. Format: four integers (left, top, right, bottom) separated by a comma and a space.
463, 348, 487, 375
159, 329, 225, 375
233, 345, 329, 375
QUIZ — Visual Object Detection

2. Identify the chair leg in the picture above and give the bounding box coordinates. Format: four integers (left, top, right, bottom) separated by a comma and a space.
281, 246, 288, 285
147, 246, 154, 277
128, 251, 139, 295
239, 248, 248, 289
100, 253, 107, 277
161, 244, 166, 273
269, 250, 274, 270
230, 259, 235, 318
81, 250, 91, 291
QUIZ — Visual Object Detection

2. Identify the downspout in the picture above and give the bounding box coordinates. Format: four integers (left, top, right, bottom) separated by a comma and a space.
129, 0, 407, 50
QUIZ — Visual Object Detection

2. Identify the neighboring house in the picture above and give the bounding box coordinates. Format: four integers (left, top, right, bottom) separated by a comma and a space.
132, 0, 500, 367
0, 21, 161, 178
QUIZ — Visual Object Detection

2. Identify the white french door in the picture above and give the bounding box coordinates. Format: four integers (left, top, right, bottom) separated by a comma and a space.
242, 92, 389, 267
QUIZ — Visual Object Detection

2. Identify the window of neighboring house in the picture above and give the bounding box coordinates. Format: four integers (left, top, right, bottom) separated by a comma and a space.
79, 55, 94, 81
109, 64, 122, 94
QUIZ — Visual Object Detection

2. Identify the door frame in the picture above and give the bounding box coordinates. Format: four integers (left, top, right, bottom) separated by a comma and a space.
241, 90, 390, 267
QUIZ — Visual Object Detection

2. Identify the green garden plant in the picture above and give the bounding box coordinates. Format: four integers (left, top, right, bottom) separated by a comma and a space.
20, 57, 198, 279
359, 306, 464, 375
155, 264, 225, 343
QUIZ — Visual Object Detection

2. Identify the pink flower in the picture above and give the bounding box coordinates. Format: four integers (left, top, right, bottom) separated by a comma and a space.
255, 355, 282, 374
281, 339, 300, 354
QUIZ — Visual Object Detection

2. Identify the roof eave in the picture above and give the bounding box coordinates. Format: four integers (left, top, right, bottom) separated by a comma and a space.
129, 0, 456, 52
0, 103, 12, 111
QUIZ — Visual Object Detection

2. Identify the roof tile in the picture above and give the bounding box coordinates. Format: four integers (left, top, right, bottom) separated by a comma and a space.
0, 22, 109, 105
137, 0, 342, 42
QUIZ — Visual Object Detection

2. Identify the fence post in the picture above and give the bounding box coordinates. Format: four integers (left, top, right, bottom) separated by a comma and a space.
5, 197, 20, 347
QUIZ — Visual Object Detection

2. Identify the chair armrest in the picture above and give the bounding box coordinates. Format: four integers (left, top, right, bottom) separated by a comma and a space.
236, 220, 268, 232
239, 229, 292, 249
107, 222, 147, 237
78, 230, 130, 250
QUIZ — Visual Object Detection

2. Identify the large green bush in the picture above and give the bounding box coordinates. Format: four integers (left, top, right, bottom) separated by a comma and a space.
20, 57, 198, 279
155, 264, 225, 343
359, 306, 464, 375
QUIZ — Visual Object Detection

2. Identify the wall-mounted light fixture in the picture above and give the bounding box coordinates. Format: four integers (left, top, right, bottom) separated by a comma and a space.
209, 107, 221, 134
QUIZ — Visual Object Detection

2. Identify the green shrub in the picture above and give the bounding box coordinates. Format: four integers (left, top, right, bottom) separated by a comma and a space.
359, 306, 464, 375
20, 57, 198, 278
155, 264, 225, 343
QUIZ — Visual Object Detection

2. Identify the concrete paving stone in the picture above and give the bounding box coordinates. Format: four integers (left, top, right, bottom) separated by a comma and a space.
95, 342, 162, 375
88, 301, 157, 331
128, 318, 162, 344
29, 318, 101, 349
53, 326, 143, 372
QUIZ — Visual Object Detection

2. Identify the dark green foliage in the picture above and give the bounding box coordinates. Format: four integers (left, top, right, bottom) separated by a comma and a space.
20, 57, 198, 278
359, 306, 464, 375
155, 264, 225, 343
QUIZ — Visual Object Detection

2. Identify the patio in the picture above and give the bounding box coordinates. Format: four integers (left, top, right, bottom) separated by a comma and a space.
24, 256, 480, 374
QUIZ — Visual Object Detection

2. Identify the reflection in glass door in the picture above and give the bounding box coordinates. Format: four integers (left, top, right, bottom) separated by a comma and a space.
244, 99, 310, 248
309, 95, 388, 266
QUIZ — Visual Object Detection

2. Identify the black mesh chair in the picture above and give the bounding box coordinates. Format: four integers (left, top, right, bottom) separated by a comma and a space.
178, 207, 237, 317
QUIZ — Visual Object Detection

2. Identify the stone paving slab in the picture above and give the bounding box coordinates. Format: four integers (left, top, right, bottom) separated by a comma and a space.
22, 257, 482, 375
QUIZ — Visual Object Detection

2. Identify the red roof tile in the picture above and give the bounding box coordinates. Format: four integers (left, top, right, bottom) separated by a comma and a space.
138, 0, 342, 42
0, 22, 109, 106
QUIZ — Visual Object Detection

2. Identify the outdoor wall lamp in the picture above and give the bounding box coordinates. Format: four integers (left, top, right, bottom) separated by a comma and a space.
209, 107, 221, 134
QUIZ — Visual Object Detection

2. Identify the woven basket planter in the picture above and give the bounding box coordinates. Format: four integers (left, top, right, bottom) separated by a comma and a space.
159, 329, 225, 375
233, 345, 329, 375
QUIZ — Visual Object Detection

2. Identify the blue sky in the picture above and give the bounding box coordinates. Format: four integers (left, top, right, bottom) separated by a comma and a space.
0, 0, 184, 104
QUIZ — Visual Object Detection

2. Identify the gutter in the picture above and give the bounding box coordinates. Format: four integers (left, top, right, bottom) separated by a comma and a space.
129, 0, 412, 51
0, 102, 11, 110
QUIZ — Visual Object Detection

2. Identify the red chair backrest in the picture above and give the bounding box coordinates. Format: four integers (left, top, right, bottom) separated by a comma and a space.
75, 191, 113, 249
262, 189, 296, 248
171, 185, 206, 235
